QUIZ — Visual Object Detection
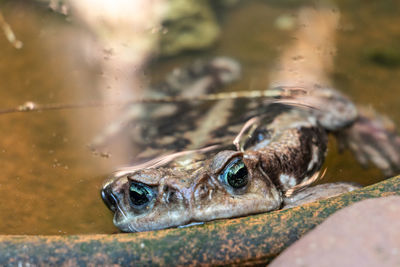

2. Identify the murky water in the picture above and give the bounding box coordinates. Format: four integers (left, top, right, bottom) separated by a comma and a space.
0, 0, 399, 235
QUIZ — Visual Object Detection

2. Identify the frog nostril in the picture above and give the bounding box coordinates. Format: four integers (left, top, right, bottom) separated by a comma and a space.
163, 186, 182, 204
194, 184, 210, 201
101, 186, 118, 212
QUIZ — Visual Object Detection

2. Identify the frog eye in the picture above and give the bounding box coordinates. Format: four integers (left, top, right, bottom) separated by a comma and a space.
128, 182, 155, 208
219, 158, 249, 190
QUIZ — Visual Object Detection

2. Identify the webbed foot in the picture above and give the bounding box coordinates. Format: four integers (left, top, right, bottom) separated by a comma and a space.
337, 106, 400, 177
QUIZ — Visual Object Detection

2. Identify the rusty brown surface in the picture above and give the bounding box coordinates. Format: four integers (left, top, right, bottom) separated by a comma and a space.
0, 176, 399, 266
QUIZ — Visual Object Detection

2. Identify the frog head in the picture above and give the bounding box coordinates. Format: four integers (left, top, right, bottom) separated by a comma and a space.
101, 150, 282, 232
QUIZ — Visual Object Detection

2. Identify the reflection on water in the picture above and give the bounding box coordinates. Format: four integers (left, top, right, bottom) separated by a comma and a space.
0, 0, 399, 235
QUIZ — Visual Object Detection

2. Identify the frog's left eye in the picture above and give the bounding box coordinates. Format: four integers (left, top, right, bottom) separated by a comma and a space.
219, 157, 249, 190
128, 182, 155, 209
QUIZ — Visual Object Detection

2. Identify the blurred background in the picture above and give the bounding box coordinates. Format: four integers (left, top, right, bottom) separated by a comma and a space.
0, 0, 399, 235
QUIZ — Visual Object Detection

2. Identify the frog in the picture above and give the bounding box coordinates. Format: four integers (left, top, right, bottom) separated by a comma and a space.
100, 7, 400, 233
100, 74, 400, 233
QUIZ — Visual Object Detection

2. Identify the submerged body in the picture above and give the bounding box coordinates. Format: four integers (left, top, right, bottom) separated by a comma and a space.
100, 84, 363, 232
100, 8, 400, 232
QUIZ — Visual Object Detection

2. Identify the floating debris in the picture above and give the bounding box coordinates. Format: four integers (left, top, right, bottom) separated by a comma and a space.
17, 101, 36, 112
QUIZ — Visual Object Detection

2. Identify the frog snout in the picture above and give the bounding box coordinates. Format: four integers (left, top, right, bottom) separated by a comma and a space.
101, 185, 118, 213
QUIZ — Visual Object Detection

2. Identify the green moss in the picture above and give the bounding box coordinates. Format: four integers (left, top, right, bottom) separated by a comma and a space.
79, 242, 93, 253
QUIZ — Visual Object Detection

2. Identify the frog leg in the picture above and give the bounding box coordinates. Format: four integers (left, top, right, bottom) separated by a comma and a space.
284, 169, 326, 198
336, 106, 400, 177
283, 182, 360, 209
275, 85, 358, 131
233, 116, 260, 151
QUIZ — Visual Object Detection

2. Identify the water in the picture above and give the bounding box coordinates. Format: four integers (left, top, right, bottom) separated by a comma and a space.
0, 0, 399, 235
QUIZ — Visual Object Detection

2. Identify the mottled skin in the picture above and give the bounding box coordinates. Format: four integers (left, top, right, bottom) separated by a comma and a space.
101, 93, 361, 232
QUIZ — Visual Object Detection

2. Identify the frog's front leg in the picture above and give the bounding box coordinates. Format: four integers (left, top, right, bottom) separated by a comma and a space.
283, 182, 360, 209
244, 111, 329, 193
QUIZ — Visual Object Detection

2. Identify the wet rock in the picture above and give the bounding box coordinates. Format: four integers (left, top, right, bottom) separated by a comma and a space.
270, 196, 400, 267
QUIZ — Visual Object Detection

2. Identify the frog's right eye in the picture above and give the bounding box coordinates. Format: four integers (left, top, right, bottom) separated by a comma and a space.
219, 157, 249, 191
128, 182, 156, 209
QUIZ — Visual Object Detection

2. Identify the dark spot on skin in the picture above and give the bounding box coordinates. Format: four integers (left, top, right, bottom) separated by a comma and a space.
164, 138, 191, 150
195, 184, 209, 200
211, 128, 237, 138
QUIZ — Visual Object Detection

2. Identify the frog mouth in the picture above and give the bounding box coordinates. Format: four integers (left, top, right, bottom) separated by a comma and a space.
177, 221, 205, 229
100, 186, 136, 232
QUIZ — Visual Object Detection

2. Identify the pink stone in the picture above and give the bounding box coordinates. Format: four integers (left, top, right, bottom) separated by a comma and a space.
270, 196, 400, 267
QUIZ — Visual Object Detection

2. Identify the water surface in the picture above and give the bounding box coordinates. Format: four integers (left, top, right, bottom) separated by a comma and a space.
0, 0, 399, 234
